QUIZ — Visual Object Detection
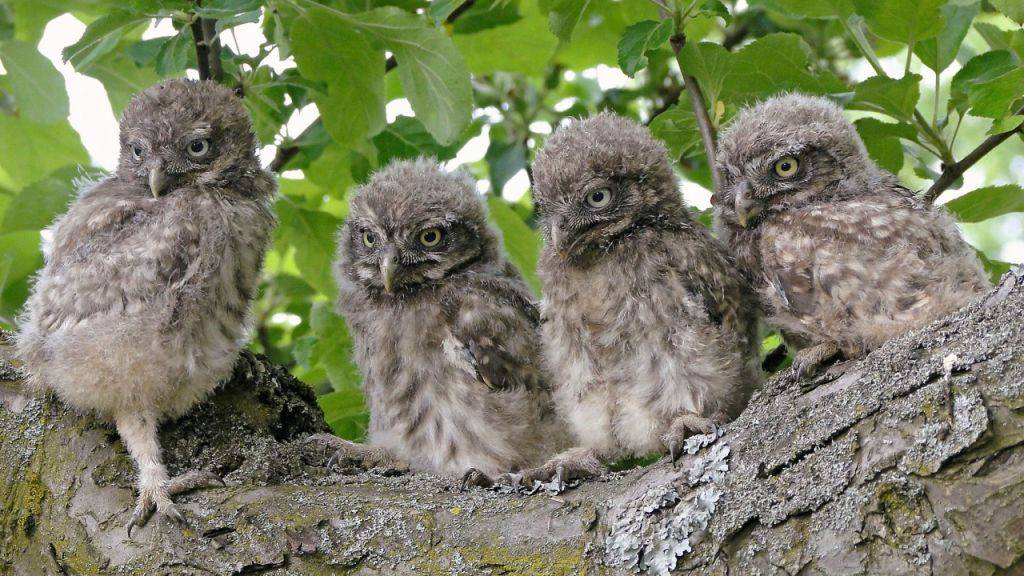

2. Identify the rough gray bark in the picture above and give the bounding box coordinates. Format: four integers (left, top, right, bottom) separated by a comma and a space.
2, 267, 1022, 575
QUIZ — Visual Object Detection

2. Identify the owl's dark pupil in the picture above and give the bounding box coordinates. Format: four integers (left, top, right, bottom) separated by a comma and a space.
781, 162, 791, 170
424, 231, 437, 242
592, 191, 604, 202
190, 141, 204, 152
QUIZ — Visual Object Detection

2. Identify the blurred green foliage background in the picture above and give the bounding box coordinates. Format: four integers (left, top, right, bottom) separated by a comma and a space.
0, 0, 1021, 440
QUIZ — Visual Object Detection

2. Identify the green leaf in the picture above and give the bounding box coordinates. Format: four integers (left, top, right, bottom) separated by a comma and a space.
487, 196, 541, 293
485, 128, 526, 194
372, 116, 466, 165
81, 50, 161, 114
541, 0, 592, 41
944, 185, 1024, 223
274, 199, 341, 298
154, 30, 191, 76
429, 0, 460, 24
849, 74, 921, 121
988, 115, 1024, 136
0, 40, 69, 124
966, 68, 1024, 119
0, 230, 43, 320
974, 249, 1013, 285
748, 0, 854, 19
991, 0, 1024, 25
292, 7, 386, 147
851, 0, 945, 45
453, 0, 557, 76
854, 118, 916, 173
316, 388, 368, 440
912, 0, 979, 73
617, 19, 672, 78
649, 101, 702, 159
973, 22, 1024, 62
949, 51, 1017, 114
0, 116, 89, 189
678, 41, 730, 108
346, 7, 473, 145
696, 0, 731, 22
720, 33, 846, 104
1, 166, 105, 234
61, 10, 145, 71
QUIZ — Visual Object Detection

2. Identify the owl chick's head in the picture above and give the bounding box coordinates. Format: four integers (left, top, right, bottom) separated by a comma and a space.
118, 79, 258, 198
715, 93, 875, 229
337, 158, 501, 296
533, 113, 683, 263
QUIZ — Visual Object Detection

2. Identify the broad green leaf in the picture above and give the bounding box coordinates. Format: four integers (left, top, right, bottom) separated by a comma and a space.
748, 0, 853, 19
973, 22, 1024, 61
154, 30, 191, 76
372, 116, 467, 165
194, 0, 261, 19
944, 185, 1024, 223
0, 230, 42, 320
316, 388, 368, 440
429, 0, 460, 24
346, 7, 473, 145
678, 41, 730, 109
974, 249, 1013, 285
274, 199, 341, 298
1, 166, 105, 234
554, 1, 658, 69
966, 68, 1024, 119
720, 33, 846, 104
913, 0, 979, 73
81, 50, 161, 114
292, 7, 386, 147
454, 0, 557, 76
991, 0, 1024, 25
849, 74, 921, 121
541, 0, 592, 41
0, 40, 69, 124
61, 10, 145, 70
949, 51, 1017, 114
988, 115, 1024, 136
854, 117, 916, 172
0, 116, 89, 188
487, 196, 541, 293
696, 0, 731, 22
851, 0, 945, 45
617, 19, 673, 78
649, 101, 702, 159
485, 127, 527, 194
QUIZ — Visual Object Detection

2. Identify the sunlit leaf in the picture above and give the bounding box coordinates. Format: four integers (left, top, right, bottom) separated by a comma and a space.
0, 116, 89, 189
850, 74, 921, 121
991, 0, 1024, 26
854, 118, 916, 173
0, 40, 69, 123
944, 185, 1024, 223
274, 199, 341, 298
487, 196, 541, 293
912, 0, 979, 73
540, 0, 592, 41
617, 19, 672, 78
851, 0, 944, 46
1, 165, 105, 234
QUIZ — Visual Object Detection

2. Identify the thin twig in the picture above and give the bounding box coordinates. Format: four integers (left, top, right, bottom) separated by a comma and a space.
923, 105, 1024, 203
669, 35, 721, 192
266, 0, 473, 173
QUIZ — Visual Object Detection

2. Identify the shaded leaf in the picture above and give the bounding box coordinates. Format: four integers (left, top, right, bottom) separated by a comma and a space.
274, 199, 341, 298
0, 40, 68, 123
944, 184, 1024, 223
82, 50, 161, 114
991, 0, 1024, 25
850, 74, 921, 121
854, 117, 916, 173
720, 33, 846, 104
966, 68, 1024, 119
913, 0, 979, 73
0, 116, 89, 188
851, 0, 944, 45
617, 19, 672, 78
540, 0, 592, 41
949, 51, 1017, 114
678, 41, 729, 108
372, 116, 467, 165
1, 165, 105, 234
487, 196, 541, 293
62, 10, 145, 70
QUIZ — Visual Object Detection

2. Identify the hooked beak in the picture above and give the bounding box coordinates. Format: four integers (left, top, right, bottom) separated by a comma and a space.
735, 185, 764, 228
148, 166, 167, 198
380, 248, 398, 293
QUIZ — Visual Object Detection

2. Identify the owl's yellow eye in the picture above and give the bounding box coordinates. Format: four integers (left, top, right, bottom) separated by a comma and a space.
586, 187, 612, 208
773, 156, 799, 178
362, 231, 375, 247
419, 227, 442, 248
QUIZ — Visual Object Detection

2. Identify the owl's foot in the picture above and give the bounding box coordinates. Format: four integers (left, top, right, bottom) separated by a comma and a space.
306, 433, 408, 474
467, 448, 604, 495
662, 412, 717, 465
793, 341, 842, 380
126, 470, 223, 537
460, 467, 495, 491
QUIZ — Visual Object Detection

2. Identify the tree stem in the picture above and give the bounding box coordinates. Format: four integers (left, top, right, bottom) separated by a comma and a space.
669, 32, 721, 193
923, 105, 1024, 203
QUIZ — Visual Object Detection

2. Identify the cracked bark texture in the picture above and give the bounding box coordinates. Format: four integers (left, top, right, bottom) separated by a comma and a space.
1, 268, 1022, 575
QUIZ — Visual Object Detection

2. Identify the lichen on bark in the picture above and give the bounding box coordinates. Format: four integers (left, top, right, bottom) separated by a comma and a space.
1, 268, 1023, 575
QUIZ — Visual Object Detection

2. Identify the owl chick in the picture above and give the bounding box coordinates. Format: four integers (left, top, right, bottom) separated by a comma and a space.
17, 79, 276, 534
311, 158, 567, 481
526, 113, 762, 483
714, 94, 990, 376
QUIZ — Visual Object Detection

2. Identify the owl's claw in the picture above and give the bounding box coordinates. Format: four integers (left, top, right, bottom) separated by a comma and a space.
306, 433, 408, 474
662, 412, 716, 466
460, 467, 494, 491
125, 469, 222, 537
793, 342, 842, 381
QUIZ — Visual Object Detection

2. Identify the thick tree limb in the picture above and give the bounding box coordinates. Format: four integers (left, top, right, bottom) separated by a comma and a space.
924, 106, 1024, 203
3, 268, 1022, 574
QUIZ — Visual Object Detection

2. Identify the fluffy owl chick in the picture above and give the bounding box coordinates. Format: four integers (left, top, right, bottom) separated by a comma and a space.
715, 94, 990, 376
528, 113, 761, 482
17, 79, 276, 534
315, 158, 567, 481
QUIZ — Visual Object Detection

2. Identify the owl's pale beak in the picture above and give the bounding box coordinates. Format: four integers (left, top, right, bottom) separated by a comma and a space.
380, 248, 398, 293
148, 166, 167, 198
549, 222, 562, 251
735, 187, 764, 228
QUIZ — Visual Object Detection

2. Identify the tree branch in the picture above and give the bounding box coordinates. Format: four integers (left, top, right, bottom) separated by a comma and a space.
923, 106, 1024, 203
267, 0, 473, 173
202, 18, 224, 83
190, 16, 212, 81
669, 33, 721, 193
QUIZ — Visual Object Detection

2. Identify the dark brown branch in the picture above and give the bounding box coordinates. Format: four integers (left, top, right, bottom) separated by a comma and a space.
190, 16, 212, 81
267, 0, 472, 173
923, 106, 1024, 203
202, 18, 224, 83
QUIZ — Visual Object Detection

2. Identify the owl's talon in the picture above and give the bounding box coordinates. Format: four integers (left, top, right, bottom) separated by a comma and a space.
460, 467, 494, 491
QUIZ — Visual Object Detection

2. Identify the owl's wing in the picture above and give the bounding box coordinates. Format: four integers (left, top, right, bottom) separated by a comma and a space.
760, 192, 958, 321
442, 274, 544, 393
